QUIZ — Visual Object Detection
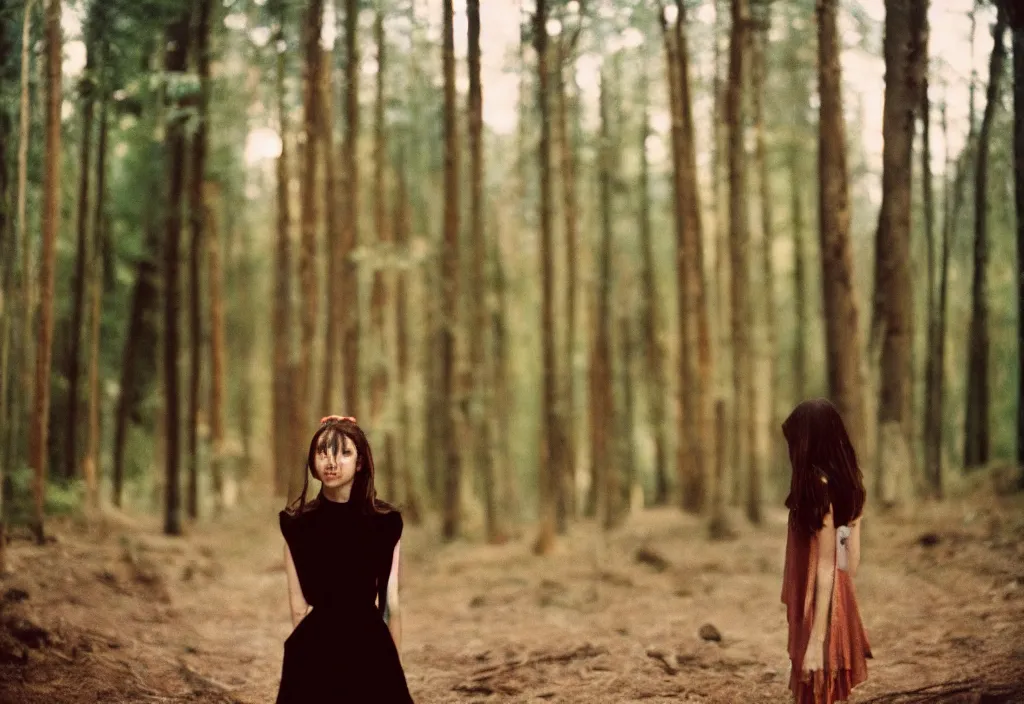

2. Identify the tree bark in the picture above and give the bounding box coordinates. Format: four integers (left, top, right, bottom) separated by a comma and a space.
162, 11, 190, 536
29, 0, 62, 543
872, 0, 926, 506
320, 46, 340, 416
674, 0, 713, 515
727, 0, 752, 510
271, 5, 294, 498
964, 9, 1006, 470
83, 58, 109, 514
187, 0, 212, 518
341, 0, 361, 419
65, 36, 96, 482
207, 188, 226, 516
534, 0, 561, 551
659, 6, 698, 515
817, 0, 869, 459
1008, 8, 1024, 482
637, 66, 670, 506
292, 0, 323, 503
467, 0, 497, 541
593, 65, 616, 532
749, 0, 773, 525
554, 34, 579, 530
441, 0, 462, 541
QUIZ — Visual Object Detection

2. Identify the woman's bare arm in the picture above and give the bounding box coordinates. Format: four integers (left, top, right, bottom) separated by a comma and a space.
804, 509, 836, 672
385, 540, 403, 653
847, 515, 862, 578
284, 542, 310, 628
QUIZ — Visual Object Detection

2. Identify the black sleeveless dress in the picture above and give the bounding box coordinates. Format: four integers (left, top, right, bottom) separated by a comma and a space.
276, 494, 413, 703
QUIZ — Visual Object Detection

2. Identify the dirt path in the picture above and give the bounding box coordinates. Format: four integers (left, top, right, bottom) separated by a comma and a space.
1, 489, 1023, 703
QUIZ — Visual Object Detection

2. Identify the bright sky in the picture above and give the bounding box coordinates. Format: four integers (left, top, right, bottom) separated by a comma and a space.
57, 0, 996, 181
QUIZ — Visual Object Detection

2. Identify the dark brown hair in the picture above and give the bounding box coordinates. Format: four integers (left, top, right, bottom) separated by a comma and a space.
782, 397, 866, 534
285, 418, 396, 517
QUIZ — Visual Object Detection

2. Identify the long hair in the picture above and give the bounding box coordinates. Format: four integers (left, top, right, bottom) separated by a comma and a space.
782, 397, 866, 534
285, 418, 396, 517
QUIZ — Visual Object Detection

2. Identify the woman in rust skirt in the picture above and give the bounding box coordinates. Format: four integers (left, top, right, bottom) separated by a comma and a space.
781, 398, 872, 703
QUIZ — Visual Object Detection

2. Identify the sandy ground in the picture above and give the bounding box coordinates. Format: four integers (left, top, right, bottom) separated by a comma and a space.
1, 487, 1023, 704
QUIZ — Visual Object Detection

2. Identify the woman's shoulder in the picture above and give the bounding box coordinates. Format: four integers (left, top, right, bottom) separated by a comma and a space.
374, 505, 404, 541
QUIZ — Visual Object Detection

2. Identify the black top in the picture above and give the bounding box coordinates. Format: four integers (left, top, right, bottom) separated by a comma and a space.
279, 494, 403, 618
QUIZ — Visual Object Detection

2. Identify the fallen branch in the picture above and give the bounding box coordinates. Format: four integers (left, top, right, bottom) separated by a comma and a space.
467, 643, 607, 682
858, 676, 1024, 703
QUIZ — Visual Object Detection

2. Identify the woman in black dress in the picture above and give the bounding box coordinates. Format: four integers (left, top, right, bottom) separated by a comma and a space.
276, 416, 414, 703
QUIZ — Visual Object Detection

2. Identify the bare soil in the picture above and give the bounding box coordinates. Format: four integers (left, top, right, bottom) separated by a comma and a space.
1, 487, 1023, 704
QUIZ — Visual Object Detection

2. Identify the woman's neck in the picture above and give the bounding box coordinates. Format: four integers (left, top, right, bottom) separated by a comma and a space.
321, 483, 353, 503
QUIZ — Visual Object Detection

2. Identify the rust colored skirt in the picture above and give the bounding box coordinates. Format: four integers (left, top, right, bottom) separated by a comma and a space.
782, 521, 872, 704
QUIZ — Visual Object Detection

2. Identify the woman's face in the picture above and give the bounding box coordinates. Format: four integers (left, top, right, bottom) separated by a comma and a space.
314, 432, 359, 490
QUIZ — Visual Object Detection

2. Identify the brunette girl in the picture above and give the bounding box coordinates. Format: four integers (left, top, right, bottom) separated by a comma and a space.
276, 416, 413, 703
781, 398, 872, 703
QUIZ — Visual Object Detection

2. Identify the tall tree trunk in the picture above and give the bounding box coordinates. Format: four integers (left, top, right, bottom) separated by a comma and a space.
534, 0, 560, 551
66, 39, 96, 482
113, 209, 161, 509
291, 0, 323, 503
713, 0, 730, 400
674, 0, 713, 517
727, 0, 751, 510
0, 10, 14, 567
922, 65, 942, 498
319, 46, 340, 416
272, 5, 294, 498
593, 65, 616, 532
467, 0, 497, 541
554, 37, 579, 530
659, 6, 698, 514
370, 6, 395, 500
750, 0, 773, 524
188, 0, 212, 518
817, 0, 869, 460
393, 151, 422, 523
492, 212, 516, 533
872, 0, 925, 506
83, 59, 109, 514
29, 0, 62, 543
964, 9, 1007, 470
618, 313, 637, 515
162, 11, 190, 537
341, 0, 361, 419
441, 0, 462, 541
791, 145, 808, 404
637, 66, 670, 506
1008, 5, 1024, 482
207, 189, 226, 515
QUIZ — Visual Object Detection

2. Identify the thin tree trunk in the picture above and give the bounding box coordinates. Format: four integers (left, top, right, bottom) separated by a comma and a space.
162, 11, 190, 537
370, 6, 395, 500
292, 0, 323, 503
467, 0, 497, 541
750, 0, 773, 524
637, 67, 670, 506
83, 60, 109, 514
492, 213, 516, 533
593, 65, 616, 532
320, 46, 340, 416
341, 0, 361, 419
66, 39, 96, 482
187, 0, 212, 518
727, 0, 751, 509
964, 9, 1006, 470
713, 0, 730, 400
618, 314, 637, 516
393, 151, 422, 523
441, 0, 462, 541
659, 6, 698, 514
554, 37, 579, 530
534, 0, 560, 551
817, 0, 869, 459
207, 189, 226, 516
272, 6, 294, 498
922, 73, 941, 498
791, 145, 808, 404
29, 0, 62, 543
